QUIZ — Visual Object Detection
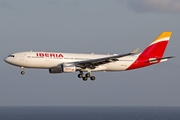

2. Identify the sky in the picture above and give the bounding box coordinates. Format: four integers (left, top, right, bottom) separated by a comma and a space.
0, 0, 180, 106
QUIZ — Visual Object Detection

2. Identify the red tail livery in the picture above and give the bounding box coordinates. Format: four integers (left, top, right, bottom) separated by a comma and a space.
127, 32, 173, 70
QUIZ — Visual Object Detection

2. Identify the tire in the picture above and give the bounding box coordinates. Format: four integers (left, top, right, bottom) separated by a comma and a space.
90, 76, 95, 81
85, 73, 91, 77
78, 74, 83, 78
82, 77, 88, 81
21, 71, 25, 75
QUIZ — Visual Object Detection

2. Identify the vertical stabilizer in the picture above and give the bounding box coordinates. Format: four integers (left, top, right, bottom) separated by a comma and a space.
139, 32, 172, 58
127, 32, 172, 70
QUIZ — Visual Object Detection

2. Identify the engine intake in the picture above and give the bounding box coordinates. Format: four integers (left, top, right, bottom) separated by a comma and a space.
49, 66, 63, 73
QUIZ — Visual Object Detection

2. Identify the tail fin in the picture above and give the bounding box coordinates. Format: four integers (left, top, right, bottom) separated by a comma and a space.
139, 31, 172, 58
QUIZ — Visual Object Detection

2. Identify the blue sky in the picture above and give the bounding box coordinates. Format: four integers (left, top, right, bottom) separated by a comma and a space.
0, 0, 180, 106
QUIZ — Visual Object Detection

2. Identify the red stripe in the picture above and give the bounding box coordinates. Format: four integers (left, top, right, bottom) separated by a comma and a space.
140, 41, 168, 57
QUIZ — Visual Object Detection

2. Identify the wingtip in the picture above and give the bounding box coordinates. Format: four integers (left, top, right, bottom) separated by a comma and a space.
131, 48, 139, 54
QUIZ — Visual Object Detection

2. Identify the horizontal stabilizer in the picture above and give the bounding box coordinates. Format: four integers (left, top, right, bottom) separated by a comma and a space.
147, 56, 175, 63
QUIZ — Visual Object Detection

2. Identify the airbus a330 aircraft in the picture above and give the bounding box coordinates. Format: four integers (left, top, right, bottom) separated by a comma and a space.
4, 32, 174, 81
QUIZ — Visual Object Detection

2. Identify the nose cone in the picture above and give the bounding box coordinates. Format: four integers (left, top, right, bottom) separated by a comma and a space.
4, 57, 12, 65
4, 57, 9, 63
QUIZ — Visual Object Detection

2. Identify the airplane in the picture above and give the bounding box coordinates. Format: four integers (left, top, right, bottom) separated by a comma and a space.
4, 31, 174, 81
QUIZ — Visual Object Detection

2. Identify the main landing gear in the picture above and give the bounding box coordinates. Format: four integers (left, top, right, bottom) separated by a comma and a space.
20, 67, 25, 75
78, 71, 96, 81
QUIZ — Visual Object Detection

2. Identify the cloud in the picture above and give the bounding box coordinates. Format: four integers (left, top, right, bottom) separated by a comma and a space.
119, 0, 180, 13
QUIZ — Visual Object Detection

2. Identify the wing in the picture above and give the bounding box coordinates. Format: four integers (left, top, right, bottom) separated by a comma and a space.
74, 48, 139, 69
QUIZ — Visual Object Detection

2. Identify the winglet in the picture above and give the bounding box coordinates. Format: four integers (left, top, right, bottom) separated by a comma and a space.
130, 48, 139, 54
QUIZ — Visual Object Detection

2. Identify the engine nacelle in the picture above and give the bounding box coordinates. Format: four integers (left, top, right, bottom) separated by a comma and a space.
49, 66, 63, 73
49, 63, 76, 73
62, 63, 76, 73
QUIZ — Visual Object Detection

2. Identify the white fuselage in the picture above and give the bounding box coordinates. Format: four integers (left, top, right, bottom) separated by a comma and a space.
4, 51, 138, 72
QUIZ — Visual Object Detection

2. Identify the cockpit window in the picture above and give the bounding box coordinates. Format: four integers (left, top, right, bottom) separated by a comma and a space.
8, 55, 15, 57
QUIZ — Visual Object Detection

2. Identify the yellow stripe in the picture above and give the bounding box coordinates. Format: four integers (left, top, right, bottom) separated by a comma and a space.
153, 31, 172, 42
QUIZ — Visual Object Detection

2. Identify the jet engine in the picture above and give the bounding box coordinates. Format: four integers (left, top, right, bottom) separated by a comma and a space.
49, 63, 76, 73
49, 66, 63, 73
62, 63, 76, 73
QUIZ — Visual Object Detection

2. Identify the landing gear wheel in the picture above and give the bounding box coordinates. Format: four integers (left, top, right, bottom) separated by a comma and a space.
90, 76, 96, 81
21, 71, 25, 75
85, 73, 91, 77
78, 74, 83, 78
82, 77, 88, 81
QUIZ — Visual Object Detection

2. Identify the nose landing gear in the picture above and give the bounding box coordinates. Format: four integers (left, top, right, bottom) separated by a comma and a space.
21, 71, 25, 75
20, 67, 25, 75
